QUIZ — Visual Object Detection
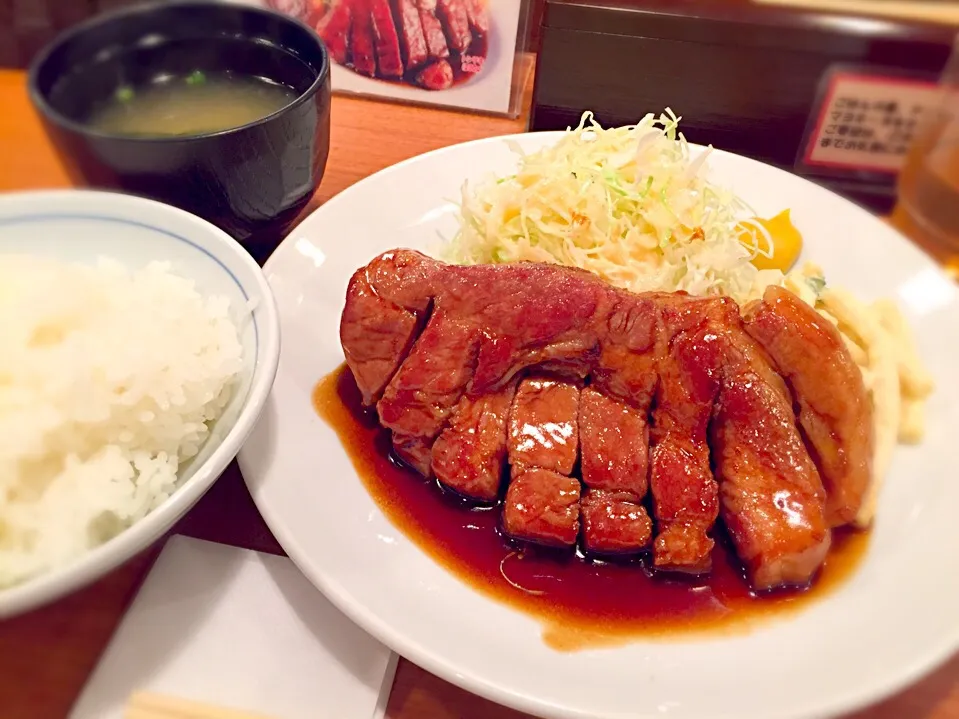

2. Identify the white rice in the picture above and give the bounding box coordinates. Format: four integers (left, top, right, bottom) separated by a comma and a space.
0, 255, 244, 587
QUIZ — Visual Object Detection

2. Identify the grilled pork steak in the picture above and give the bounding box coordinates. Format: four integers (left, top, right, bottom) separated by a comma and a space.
339, 250, 873, 590
508, 376, 581, 477
744, 286, 874, 528
711, 329, 832, 590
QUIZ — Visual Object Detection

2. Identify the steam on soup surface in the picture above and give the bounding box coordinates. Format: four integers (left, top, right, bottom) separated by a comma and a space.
89, 71, 297, 137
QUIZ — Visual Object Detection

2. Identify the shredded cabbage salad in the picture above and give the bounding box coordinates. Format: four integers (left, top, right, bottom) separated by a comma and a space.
443, 109, 934, 494
445, 110, 784, 303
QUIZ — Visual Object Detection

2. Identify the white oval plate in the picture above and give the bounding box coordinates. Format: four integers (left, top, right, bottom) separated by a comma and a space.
240, 134, 959, 719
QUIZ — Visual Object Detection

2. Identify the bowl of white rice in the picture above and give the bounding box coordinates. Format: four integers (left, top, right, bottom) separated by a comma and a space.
0, 189, 280, 618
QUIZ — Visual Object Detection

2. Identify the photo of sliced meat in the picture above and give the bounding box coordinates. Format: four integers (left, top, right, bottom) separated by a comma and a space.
274, 0, 489, 90
507, 375, 581, 477
350, 0, 378, 77
371, 0, 404, 78
465, 0, 488, 34
395, 0, 429, 71
417, 0, 450, 59
265, 0, 312, 20
315, 1, 353, 65
339, 250, 875, 592
416, 59, 453, 91
435, 0, 471, 53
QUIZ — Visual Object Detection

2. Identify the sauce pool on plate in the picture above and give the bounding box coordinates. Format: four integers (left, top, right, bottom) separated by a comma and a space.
313, 365, 869, 650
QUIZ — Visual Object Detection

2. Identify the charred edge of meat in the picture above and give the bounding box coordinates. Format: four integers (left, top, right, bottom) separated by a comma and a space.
391, 433, 433, 476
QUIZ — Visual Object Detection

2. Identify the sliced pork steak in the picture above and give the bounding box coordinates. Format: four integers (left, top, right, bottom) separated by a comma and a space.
503, 469, 582, 547
432, 379, 516, 501
648, 323, 724, 573
711, 330, 832, 590
507, 376, 581, 477
503, 375, 582, 545
578, 387, 651, 554
339, 250, 872, 590
580, 489, 653, 554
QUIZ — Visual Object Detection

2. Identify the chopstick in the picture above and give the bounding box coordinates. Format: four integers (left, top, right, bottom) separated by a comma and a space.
124, 691, 278, 719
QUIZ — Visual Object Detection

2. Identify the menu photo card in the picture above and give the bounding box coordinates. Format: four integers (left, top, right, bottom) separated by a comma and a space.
227, 0, 533, 115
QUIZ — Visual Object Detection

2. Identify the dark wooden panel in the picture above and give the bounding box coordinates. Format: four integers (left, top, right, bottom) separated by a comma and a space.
0, 28, 17, 68
5, 0, 547, 68
5, 0, 86, 67
531, 0, 955, 213
1, 0, 147, 68
529, 0, 545, 50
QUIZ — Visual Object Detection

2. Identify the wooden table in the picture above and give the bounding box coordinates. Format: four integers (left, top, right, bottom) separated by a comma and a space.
0, 67, 957, 719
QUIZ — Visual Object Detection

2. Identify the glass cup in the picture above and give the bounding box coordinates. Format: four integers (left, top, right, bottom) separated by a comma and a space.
894, 37, 959, 277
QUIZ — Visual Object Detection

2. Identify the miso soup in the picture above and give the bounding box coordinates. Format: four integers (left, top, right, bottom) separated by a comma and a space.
89, 71, 297, 137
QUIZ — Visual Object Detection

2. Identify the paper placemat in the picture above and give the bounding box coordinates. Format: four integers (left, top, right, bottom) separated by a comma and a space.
70, 536, 398, 719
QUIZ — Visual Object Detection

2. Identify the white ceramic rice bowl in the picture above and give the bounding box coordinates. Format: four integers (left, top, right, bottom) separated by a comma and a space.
0, 189, 279, 619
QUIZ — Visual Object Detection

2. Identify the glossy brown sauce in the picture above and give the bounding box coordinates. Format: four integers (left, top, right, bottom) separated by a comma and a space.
314, 365, 870, 650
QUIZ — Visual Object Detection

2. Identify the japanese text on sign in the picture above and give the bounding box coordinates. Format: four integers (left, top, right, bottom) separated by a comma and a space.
802, 72, 941, 174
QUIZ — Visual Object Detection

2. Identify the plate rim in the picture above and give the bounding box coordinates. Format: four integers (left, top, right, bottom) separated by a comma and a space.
247, 132, 959, 719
